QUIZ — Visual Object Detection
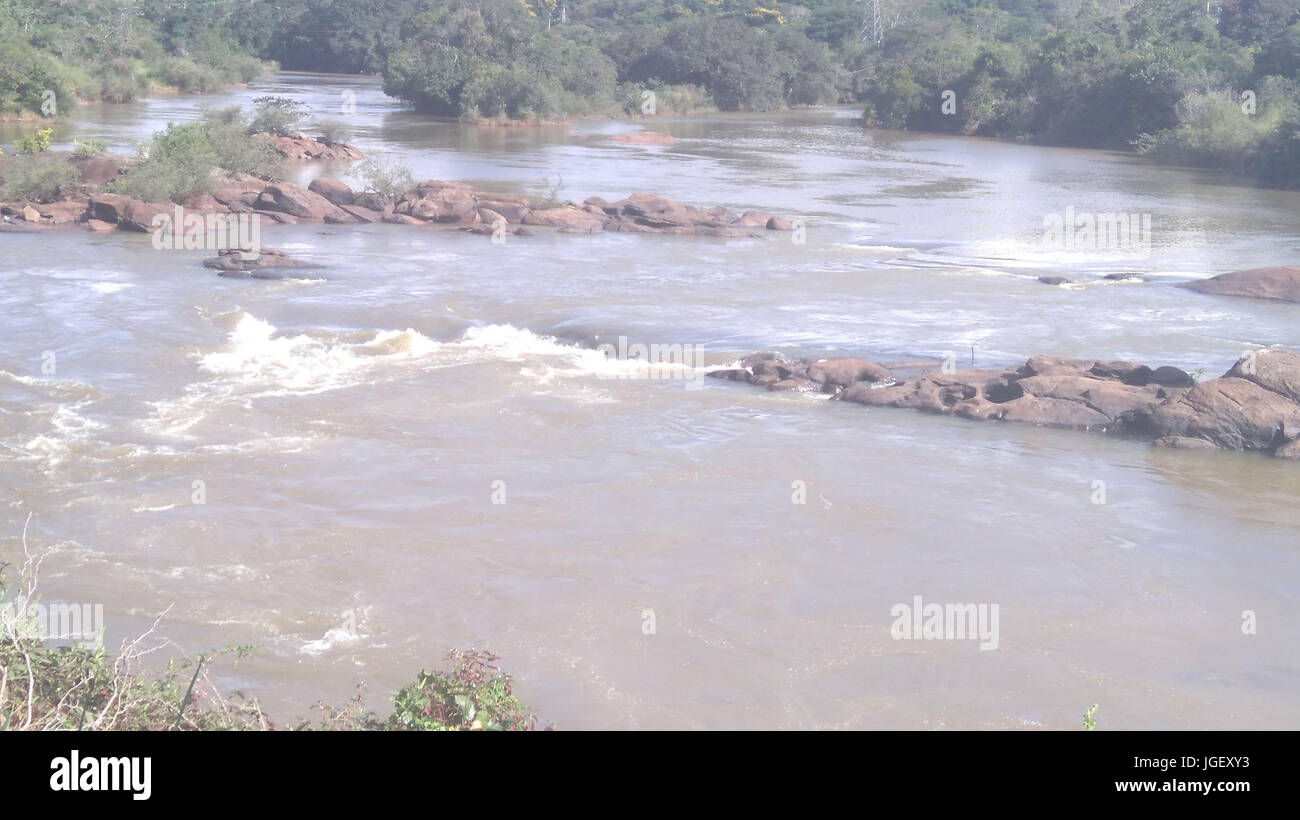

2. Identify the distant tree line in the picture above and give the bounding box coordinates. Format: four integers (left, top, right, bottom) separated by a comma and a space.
0, 0, 1295, 186
0, 0, 271, 114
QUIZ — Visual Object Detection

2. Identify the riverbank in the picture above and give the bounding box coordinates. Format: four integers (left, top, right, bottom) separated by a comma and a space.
1, 541, 544, 731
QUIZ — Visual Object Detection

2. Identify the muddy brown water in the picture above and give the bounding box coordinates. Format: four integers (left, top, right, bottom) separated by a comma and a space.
2, 73, 1298, 729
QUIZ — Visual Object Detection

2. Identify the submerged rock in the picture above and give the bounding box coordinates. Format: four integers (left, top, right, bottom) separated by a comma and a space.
202, 247, 321, 274
609, 132, 674, 145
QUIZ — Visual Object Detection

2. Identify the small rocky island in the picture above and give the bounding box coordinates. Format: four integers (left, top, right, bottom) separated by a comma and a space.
3, 160, 794, 239
710, 349, 1300, 459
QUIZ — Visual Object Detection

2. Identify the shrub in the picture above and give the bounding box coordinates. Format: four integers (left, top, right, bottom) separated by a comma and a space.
94, 58, 151, 104
110, 108, 282, 203
249, 95, 305, 136
0, 153, 78, 202
387, 651, 545, 731
314, 118, 352, 146
202, 106, 283, 178
158, 56, 224, 94
15, 128, 53, 154
73, 138, 107, 157
353, 155, 413, 198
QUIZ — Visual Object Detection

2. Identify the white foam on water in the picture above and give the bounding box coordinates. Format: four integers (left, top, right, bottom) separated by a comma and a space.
449, 324, 717, 384
18, 405, 106, 468
144, 316, 720, 438
0, 370, 103, 402
88, 282, 133, 294
132, 504, 177, 513
834, 243, 914, 254
299, 606, 373, 656
146, 314, 441, 436
299, 626, 365, 656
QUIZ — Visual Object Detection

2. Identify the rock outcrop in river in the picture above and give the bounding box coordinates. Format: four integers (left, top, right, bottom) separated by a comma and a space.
3, 174, 794, 238
262, 132, 364, 161
202, 247, 321, 277
1181, 266, 1300, 303
710, 349, 1300, 459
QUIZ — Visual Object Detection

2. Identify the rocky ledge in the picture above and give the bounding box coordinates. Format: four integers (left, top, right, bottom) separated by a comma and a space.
5, 174, 795, 238
710, 349, 1300, 459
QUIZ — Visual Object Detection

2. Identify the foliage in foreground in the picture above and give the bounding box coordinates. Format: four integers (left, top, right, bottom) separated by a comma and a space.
1, 528, 543, 731
387, 651, 544, 731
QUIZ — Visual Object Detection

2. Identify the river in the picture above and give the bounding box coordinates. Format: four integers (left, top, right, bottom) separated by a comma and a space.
2, 72, 1298, 729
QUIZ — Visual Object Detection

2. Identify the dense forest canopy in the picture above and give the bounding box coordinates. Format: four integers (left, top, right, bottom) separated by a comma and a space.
0, 0, 1296, 185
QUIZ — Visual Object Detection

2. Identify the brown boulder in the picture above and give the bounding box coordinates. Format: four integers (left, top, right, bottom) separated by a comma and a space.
117, 201, 172, 232
252, 209, 298, 224
407, 188, 478, 223
996, 395, 1112, 429
1274, 438, 1300, 459
86, 194, 136, 224
734, 211, 773, 228
340, 204, 382, 223
1182, 266, 1300, 303
1009, 375, 1164, 423
1148, 377, 1300, 452
210, 174, 268, 207
840, 370, 999, 414
478, 200, 534, 223
181, 193, 230, 214
1154, 436, 1218, 450
477, 207, 507, 225
257, 181, 347, 220
352, 192, 391, 212
202, 247, 319, 273
265, 133, 363, 161
769, 378, 818, 392
1226, 349, 1300, 404
308, 178, 354, 206
524, 206, 606, 233
382, 213, 424, 225
70, 154, 123, 185
805, 358, 893, 389
40, 201, 90, 224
